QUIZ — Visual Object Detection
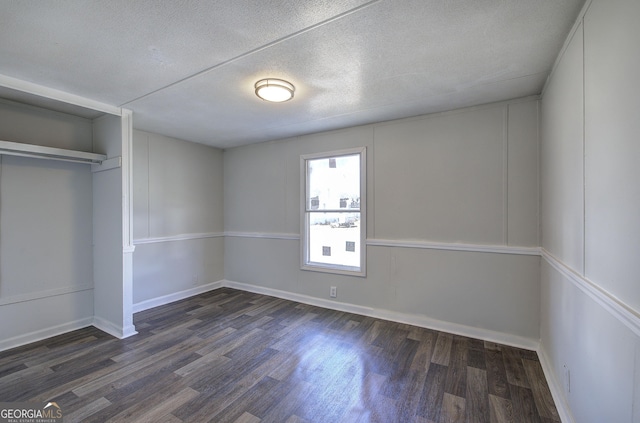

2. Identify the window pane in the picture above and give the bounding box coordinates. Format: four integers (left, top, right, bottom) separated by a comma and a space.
302, 147, 365, 276
307, 154, 360, 211
308, 212, 361, 268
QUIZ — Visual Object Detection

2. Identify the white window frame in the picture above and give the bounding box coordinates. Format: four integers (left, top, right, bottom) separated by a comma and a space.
300, 147, 366, 277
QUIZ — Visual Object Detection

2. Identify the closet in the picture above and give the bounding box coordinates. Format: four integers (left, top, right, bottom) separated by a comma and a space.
0, 80, 135, 350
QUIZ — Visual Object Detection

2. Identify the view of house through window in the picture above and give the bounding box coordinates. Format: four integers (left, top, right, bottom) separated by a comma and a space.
302, 148, 366, 275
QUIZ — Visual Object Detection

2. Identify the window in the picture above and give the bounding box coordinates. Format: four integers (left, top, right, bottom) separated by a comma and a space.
301, 147, 366, 276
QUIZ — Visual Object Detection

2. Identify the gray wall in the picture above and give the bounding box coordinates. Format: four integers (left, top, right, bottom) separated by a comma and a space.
0, 99, 94, 349
132, 130, 224, 306
540, 0, 640, 421
224, 98, 541, 342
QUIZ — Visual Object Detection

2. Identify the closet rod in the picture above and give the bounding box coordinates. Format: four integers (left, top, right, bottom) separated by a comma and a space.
0, 140, 107, 164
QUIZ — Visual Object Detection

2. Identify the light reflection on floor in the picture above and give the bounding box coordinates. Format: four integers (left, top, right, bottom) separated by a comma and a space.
288, 329, 393, 422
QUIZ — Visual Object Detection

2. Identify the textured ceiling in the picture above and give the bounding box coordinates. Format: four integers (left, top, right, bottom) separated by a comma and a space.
0, 0, 585, 148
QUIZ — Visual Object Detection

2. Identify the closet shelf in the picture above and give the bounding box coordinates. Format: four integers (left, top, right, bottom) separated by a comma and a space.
0, 139, 107, 164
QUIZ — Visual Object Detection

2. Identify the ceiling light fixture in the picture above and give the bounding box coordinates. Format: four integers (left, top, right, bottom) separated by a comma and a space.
254, 78, 295, 102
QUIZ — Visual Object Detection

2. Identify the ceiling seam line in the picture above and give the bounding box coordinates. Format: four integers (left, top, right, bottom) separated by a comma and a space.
120, 0, 382, 107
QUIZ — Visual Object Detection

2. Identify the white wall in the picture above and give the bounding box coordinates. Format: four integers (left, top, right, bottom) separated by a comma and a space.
0, 99, 95, 350
539, 0, 640, 421
224, 98, 541, 344
92, 113, 135, 338
132, 130, 224, 308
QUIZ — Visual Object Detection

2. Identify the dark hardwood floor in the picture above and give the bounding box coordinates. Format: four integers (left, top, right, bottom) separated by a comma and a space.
0, 288, 560, 422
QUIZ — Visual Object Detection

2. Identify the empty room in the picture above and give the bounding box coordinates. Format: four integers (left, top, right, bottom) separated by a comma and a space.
0, 0, 638, 422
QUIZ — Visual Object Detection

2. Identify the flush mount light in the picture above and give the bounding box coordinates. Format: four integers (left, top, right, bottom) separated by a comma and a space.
254, 78, 295, 102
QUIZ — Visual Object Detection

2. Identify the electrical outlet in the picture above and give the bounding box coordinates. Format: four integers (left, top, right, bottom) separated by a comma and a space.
563, 364, 571, 394
192, 274, 199, 285
330, 286, 337, 298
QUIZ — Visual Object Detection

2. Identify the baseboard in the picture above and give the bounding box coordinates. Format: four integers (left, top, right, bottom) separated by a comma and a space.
121, 324, 138, 338
132, 280, 224, 313
221, 279, 540, 351
92, 316, 138, 339
537, 344, 575, 423
0, 316, 94, 352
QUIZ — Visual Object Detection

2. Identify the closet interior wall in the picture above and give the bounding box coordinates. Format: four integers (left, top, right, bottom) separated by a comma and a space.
0, 98, 94, 348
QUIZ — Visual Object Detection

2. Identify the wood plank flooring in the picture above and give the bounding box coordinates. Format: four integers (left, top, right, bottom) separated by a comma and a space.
0, 288, 560, 422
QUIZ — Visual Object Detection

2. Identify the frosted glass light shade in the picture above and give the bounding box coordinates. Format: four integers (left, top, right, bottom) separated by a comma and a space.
255, 78, 295, 102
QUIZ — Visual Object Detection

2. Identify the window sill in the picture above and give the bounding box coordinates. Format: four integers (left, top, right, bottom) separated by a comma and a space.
301, 263, 366, 278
